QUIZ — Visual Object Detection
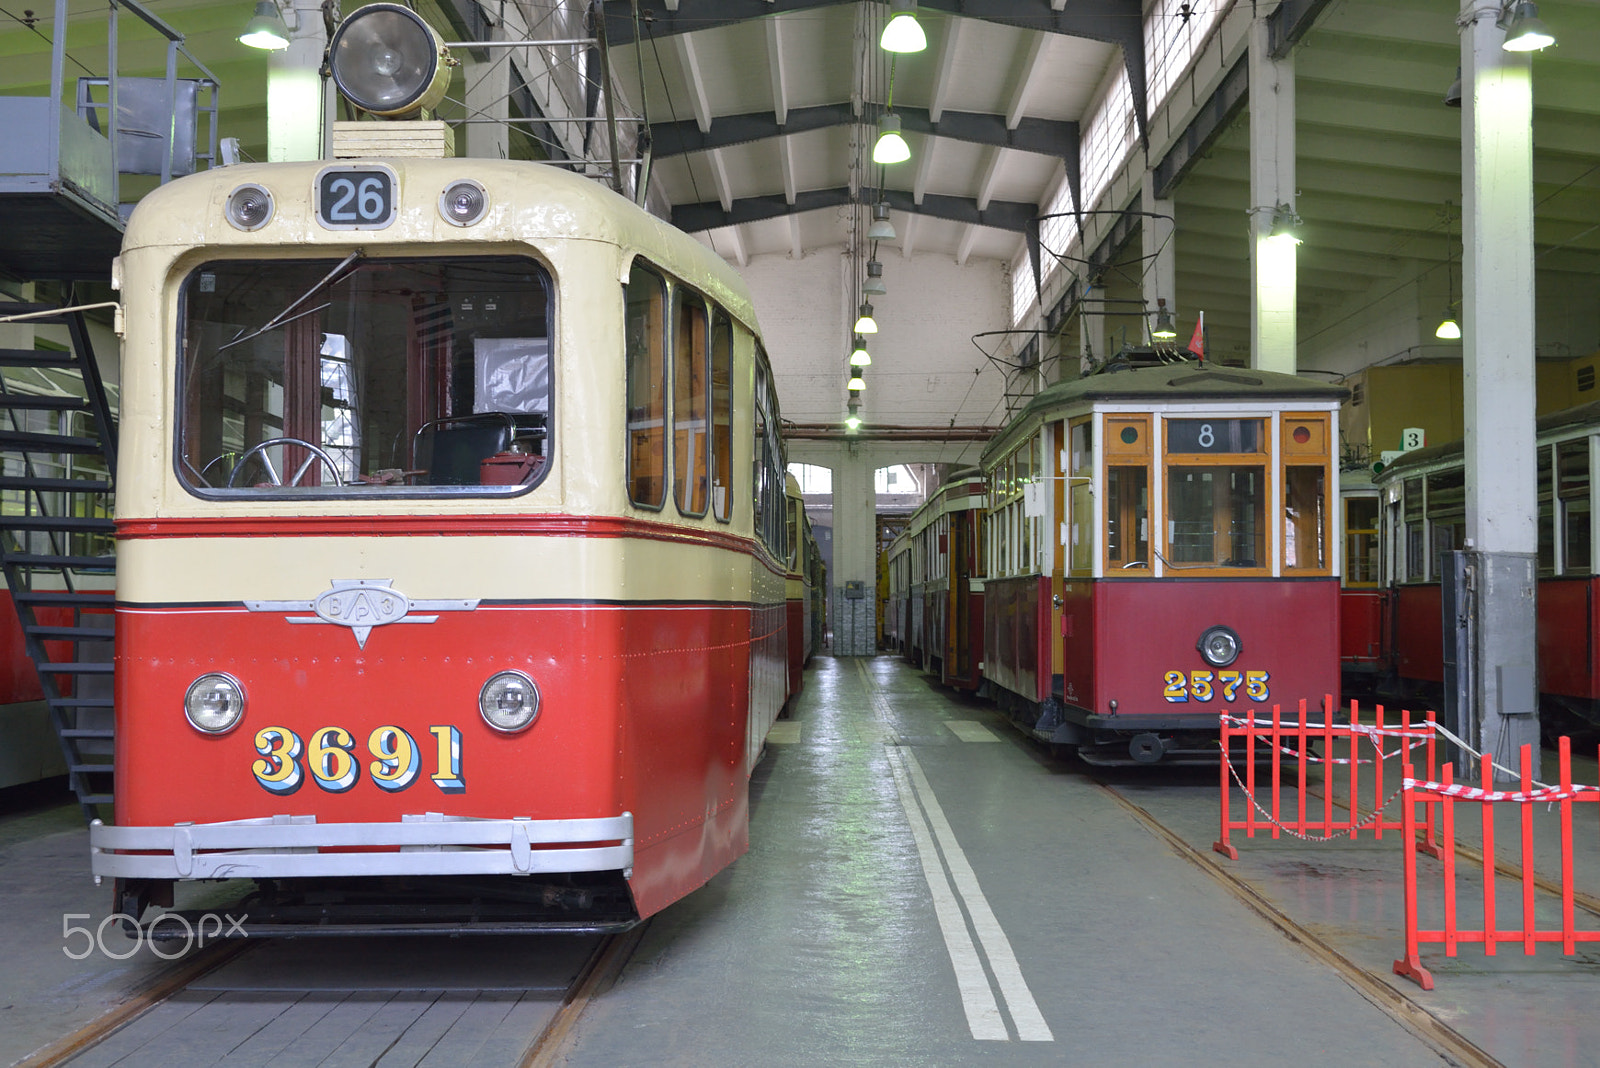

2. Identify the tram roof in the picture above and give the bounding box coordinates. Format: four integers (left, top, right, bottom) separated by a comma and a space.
982, 354, 1347, 465
1376, 398, 1600, 482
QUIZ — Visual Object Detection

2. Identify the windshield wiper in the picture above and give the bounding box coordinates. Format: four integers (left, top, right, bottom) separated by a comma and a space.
219, 249, 365, 351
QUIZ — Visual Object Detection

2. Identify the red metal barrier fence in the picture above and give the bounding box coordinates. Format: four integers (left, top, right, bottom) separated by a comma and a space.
1392, 737, 1600, 990
1214, 698, 1440, 860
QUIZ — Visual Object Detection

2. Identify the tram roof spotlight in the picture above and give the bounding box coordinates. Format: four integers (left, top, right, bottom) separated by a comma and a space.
329, 2, 455, 117
873, 113, 911, 165
880, 0, 927, 53
1152, 297, 1177, 340
863, 259, 887, 295
854, 301, 878, 334
1499, 0, 1555, 51
238, 0, 291, 49
867, 200, 896, 241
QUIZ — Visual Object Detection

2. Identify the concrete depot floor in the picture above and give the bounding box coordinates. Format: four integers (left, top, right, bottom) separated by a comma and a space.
3, 654, 1600, 1067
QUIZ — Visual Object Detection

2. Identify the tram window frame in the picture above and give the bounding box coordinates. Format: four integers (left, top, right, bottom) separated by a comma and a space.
1343, 493, 1381, 587
671, 287, 711, 518
625, 262, 669, 511
1403, 477, 1426, 581
1425, 468, 1466, 577
1281, 413, 1332, 575
1068, 418, 1094, 576
711, 312, 735, 522
1558, 438, 1591, 574
1538, 445, 1556, 575
1160, 416, 1267, 574
1103, 414, 1152, 575
176, 254, 554, 499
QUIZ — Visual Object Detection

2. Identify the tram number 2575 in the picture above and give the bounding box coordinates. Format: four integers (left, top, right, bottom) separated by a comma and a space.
251, 724, 464, 796
1163, 669, 1269, 703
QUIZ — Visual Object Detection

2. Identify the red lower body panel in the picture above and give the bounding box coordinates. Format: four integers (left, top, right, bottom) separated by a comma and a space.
1339, 589, 1389, 671
982, 575, 1050, 703
115, 600, 779, 920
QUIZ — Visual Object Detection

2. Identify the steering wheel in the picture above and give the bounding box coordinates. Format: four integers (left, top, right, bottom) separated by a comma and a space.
226, 437, 345, 488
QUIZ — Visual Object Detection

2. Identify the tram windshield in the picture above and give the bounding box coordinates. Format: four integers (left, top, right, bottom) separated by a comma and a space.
176, 254, 553, 496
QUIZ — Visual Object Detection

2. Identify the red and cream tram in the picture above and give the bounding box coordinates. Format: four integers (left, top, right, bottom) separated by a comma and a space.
89, 145, 790, 931
1374, 400, 1600, 731
980, 349, 1346, 763
882, 468, 986, 690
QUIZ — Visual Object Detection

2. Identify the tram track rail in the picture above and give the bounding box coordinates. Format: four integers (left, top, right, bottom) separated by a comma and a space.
15, 923, 646, 1068
1096, 779, 1506, 1068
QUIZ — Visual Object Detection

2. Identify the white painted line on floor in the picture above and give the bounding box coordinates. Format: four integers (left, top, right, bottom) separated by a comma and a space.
944, 720, 1001, 743
852, 660, 1053, 1044
900, 749, 1055, 1042
885, 748, 1008, 1041
766, 721, 803, 745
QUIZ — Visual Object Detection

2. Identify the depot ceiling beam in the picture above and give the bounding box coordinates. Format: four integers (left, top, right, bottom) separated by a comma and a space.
671, 187, 1036, 233
602, 0, 1147, 144
649, 103, 1078, 163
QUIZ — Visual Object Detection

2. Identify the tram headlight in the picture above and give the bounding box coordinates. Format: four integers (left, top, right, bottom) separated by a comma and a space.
1197, 625, 1242, 668
439, 180, 488, 226
224, 184, 274, 231
184, 673, 246, 734
480, 670, 540, 733
328, 3, 453, 118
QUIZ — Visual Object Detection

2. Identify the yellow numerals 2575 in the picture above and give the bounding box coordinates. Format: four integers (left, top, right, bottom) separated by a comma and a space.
1162, 669, 1269, 704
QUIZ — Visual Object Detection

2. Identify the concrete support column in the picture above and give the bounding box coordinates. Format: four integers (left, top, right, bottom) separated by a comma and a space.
1141, 170, 1176, 343
1459, 0, 1541, 777
831, 443, 878, 656
1247, 17, 1296, 375
465, 55, 511, 160
267, 0, 329, 162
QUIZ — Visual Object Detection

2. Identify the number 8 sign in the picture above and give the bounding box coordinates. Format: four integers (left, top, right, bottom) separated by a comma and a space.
315, 166, 397, 230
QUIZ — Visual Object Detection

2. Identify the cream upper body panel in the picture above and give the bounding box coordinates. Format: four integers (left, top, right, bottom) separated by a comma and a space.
115, 159, 760, 533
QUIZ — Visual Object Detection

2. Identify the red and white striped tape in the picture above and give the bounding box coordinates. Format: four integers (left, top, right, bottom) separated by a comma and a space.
1402, 778, 1600, 804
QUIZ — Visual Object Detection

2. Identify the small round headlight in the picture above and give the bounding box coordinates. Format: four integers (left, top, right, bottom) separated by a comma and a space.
480, 671, 540, 733
1197, 625, 1242, 668
224, 184, 274, 231
439, 180, 487, 226
184, 673, 246, 734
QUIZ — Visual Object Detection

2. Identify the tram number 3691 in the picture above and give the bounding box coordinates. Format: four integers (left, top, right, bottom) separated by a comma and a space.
252, 724, 465, 796
1162, 669, 1270, 703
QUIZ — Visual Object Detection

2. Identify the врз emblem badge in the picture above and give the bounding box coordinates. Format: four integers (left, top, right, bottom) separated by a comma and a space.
245, 580, 478, 649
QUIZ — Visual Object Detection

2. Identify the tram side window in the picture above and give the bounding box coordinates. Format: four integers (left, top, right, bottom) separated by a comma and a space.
1425, 469, 1465, 573
1281, 415, 1329, 572
711, 313, 734, 521
178, 255, 552, 496
1344, 495, 1380, 586
672, 290, 710, 517
1538, 446, 1555, 575
1558, 440, 1591, 573
1068, 420, 1094, 574
1403, 477, 1425, 580
626, 264, 668, 510
1103, 415, 1151, 574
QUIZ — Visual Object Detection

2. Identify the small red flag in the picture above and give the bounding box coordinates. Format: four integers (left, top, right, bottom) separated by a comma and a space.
1188, 311, 1205, 361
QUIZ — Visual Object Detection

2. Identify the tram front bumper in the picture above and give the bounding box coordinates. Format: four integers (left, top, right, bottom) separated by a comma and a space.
89, 811, 633, 882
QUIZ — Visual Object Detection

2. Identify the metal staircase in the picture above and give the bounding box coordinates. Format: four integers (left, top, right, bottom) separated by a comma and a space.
0, 297, 118, 823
